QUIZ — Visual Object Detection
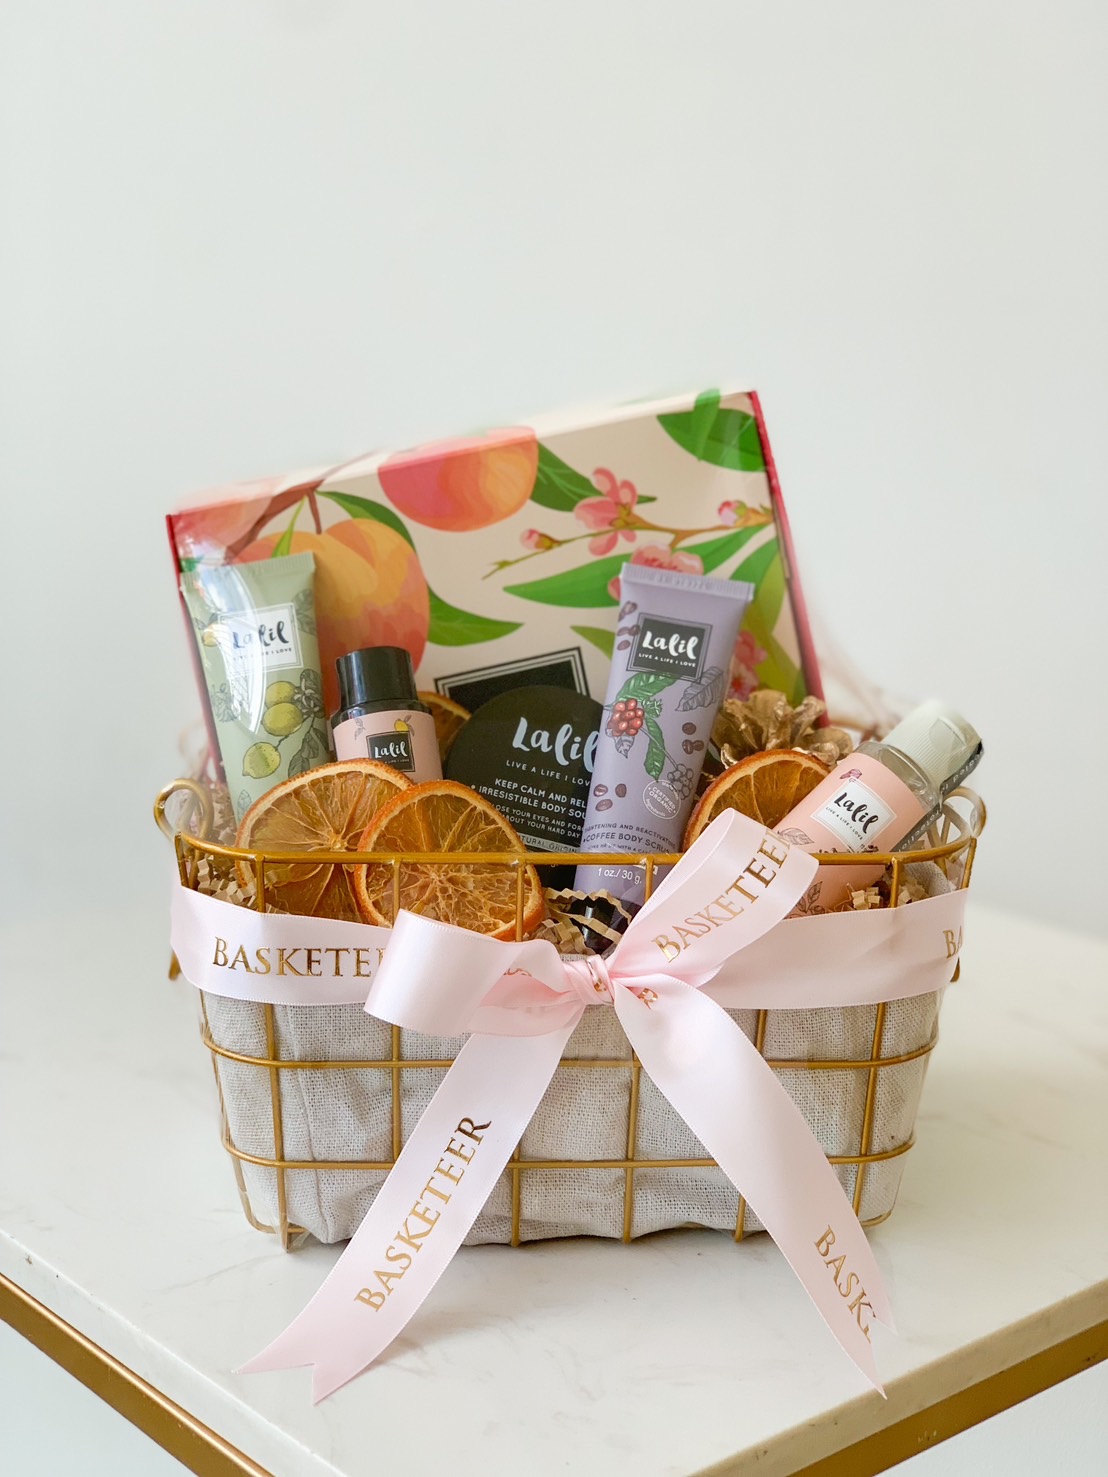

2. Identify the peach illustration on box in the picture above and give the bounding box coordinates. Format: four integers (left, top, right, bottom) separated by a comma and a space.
379, 428, 538, 531
170, 475, 288, 561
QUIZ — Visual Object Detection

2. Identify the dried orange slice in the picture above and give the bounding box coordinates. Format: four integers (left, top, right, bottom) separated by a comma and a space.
418, 691, 470, 762
352, 779, 545, 939
683, 749, 830, 846
236, 759, 412, 920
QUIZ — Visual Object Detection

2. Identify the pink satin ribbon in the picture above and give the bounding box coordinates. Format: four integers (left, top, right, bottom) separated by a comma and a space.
170, 812, 967, 1402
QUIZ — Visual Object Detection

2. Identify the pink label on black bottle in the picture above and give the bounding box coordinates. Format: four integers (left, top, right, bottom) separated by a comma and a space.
332, 710, 441, 783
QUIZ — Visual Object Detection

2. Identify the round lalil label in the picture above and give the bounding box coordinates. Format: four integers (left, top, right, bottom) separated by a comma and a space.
445, 685, 602, 852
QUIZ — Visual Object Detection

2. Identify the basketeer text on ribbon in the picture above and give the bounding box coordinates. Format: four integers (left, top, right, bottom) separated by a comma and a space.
171, 810, 969, 1401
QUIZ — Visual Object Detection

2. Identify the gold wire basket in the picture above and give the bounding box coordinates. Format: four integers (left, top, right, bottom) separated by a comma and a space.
157, 782, 983, 1251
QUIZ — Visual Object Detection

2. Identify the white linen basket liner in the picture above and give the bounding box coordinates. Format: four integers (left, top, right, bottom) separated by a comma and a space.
198, 856, 959, 1247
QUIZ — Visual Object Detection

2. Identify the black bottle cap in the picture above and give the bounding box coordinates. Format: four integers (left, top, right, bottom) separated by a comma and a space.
335, 646, 418, 712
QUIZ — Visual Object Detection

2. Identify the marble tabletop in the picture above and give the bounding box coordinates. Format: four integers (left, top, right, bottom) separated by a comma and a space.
1, 899, 1105, 1477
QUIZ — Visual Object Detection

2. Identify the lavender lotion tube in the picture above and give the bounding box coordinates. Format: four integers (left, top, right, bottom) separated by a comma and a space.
575, 563, 754, 907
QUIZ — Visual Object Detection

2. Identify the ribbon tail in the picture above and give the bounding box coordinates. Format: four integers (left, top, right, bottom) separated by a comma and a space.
239, 1021, 577, 1400
617, 982, 892, 1391
240, 1321, 364, 1404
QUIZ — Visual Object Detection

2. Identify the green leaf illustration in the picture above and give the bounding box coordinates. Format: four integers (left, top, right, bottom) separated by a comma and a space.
511, 542, 710, 609
658, 390, 765, 472
643, 712, 666, 780
530, 445, 655, 512
756, 632, 804, 706
615, 671, 676, 706
571, 624, 615, 658
681, 526, 765, 573
272, 498, 304, 558
734, 540, 786, 632
317, 489, 416, 548
427, 588, 522, 647
506, 528, 765, 609
529, 445, 598, 512
687, 391, 719, 458
506, 553, 625, 607
732, 537, 780, 599
287, 722, 329, 779
734, 541, 803, 700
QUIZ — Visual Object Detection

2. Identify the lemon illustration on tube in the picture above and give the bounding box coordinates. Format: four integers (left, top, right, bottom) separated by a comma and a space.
243, 742, 281, 779
265, 680, 297, 707
262, 701, 305, 737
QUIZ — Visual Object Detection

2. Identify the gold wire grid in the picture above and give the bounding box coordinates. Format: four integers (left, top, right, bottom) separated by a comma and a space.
160, 783, 983, 1251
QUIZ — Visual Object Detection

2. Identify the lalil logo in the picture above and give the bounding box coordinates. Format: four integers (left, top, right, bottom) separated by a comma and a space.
369, 730, 415, 771
512, 717, 599, 772
231, 619, 290, 653
812, 777, 894, 847
211, 603, 301, 672
629, 615, 711, 679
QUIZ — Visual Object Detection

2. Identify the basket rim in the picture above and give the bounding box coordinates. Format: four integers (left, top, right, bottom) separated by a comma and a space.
156, 782, 984, 870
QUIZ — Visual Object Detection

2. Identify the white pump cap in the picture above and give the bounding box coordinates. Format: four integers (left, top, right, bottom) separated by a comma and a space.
882, 701, 981, 792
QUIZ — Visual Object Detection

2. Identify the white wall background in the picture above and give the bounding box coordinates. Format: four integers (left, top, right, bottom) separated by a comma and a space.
2, 1, 1106, 935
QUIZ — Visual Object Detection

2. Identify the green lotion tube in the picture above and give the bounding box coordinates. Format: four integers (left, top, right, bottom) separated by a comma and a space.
180, 552, 332, 822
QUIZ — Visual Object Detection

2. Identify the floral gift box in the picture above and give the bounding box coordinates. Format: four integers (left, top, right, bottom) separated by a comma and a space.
168, 388, 823, 748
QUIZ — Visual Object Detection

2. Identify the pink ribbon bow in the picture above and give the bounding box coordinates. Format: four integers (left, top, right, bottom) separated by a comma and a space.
238, 812, 919, 1401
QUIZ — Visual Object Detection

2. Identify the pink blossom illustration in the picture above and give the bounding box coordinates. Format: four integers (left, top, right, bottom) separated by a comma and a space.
574, 468, 640, 556
718, 499, 775, 532
728, 628, 768, 700
607, 543, 706, 600
520, 528, 557, 551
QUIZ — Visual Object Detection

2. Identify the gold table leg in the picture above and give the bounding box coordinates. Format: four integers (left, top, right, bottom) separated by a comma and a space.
698, 1317, 1108, 1477
0, 1272, 273, 1477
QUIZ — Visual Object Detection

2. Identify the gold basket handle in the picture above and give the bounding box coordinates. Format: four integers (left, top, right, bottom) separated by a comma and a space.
943, 786, 986, 841
154, 778, 214, 842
